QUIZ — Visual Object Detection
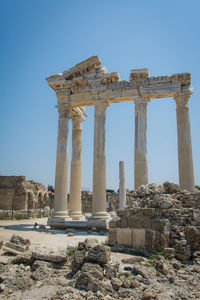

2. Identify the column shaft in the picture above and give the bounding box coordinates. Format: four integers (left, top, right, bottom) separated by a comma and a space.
134, 99, 148, 189
92, 102, 109, 218
119, 161, 126, 209
53, 108, 69, 218
175, 92, 195, 191
69, 118, 83, 220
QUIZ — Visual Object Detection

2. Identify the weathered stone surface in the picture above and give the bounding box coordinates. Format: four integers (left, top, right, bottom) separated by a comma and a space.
87, 245, 111, 265
117, 228, 132, 246
155, 258, 175, 277
31, 261, 52, 281
32, 250, 67, 263
10, 234, 30, 246
72, 249, 87, 273
75, 272, 103, 293
3, 234, 30, 255
81, 263, 104, 280
111, 277, 122, 291
108, 228, 117, 245
142, 288, 157, 300
132, 264, 148, 278
10, 252, 33, 265
109, 183, 200, 263
156, 293, 172, 300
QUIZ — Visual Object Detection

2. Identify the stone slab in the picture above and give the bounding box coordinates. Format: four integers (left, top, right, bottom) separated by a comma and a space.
116, 228, 133, 247
132, 229, 145, 249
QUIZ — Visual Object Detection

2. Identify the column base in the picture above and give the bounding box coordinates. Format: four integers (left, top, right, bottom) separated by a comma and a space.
69, 211, 85, 221
91, 211, 110, 219
47, 210, 71, 228
87, 212, 111, 229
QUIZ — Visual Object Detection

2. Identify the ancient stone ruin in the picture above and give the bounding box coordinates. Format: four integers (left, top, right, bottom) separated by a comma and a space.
46, 56, 195, 229
109, 182, 200, 263
0, 176, 49, 211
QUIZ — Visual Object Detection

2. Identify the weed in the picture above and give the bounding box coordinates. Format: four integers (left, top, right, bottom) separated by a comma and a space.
66, 246, 77, 261
0, 215, 9, 220
15, 213, 23, 220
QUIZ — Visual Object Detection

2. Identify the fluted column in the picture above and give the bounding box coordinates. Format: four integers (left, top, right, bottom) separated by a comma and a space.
92, 102, 109, 219
134, 99, 148, 189
52, 106, 70, 219
174, 92, 195, 191
119, 161, 126, 209
69, 117, 83, 220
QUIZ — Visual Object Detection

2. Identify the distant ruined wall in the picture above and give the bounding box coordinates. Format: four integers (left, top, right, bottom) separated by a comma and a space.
0, 176, 48, 211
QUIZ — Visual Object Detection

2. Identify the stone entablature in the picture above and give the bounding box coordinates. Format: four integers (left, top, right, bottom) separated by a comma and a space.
0, 176, 48, 211
46, 56, 192, 107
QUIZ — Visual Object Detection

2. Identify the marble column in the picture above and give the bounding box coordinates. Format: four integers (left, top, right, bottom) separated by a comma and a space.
69, 117, 83, 220
52, 106, 70, 219
92, 102, 109, 220
134, 99, 148, 189
119, 161, 126, 209
175, 92, 195, 191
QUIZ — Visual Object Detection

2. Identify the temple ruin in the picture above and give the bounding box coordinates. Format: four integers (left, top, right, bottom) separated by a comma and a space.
46, 56, 195, 228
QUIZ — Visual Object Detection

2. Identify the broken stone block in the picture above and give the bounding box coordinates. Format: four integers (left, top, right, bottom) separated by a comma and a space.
32, 250, 67, 263
4, 241, 29, 252
10, 234, 30, 246
87, 245, 111, 265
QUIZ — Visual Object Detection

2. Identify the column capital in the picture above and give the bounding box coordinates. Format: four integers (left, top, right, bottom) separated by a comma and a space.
134, 98, 148, 113
71, 116, 83, 130
56, 104, 70, 118
174, 92, 191, 108
95, 100, 110, 112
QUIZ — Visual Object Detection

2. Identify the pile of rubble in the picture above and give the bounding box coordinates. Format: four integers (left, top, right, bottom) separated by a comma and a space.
1, 238, 200, 299
109, 182, 200, 263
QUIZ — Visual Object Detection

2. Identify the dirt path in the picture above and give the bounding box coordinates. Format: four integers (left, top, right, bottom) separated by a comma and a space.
0, 217, 107, 254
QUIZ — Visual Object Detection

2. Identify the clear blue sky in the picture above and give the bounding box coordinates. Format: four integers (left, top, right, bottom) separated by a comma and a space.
0, 0, 200, 191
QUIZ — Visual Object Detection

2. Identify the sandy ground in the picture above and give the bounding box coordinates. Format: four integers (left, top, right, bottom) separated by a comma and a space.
0, 217, 108, 262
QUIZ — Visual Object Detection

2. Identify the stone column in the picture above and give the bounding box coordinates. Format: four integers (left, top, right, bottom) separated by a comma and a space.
92, 102, 109, 221
175, 92, 195, 191
51, 106, 70, 220
119, 161, 126, 209
134, 99, 148, 189
69, 117, 83, 220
